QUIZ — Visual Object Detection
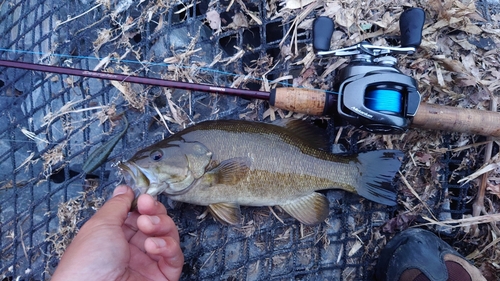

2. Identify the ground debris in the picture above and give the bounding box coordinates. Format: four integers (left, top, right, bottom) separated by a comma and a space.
44, 179, 104, 275
19, 0, 500, 278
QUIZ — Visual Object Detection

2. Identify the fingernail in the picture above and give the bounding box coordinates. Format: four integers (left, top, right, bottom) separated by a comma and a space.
113, 185, 128, 197
148, 215, 160, 225
151, 237, 166, 248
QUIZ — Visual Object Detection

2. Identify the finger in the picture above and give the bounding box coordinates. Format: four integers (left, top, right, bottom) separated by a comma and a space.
145, 236, 184, 280
90, 185, 135, 226
137, 214, 180, 243
136, 194, 167, 216
128, 230, 149, 253
122, 212, 140, 241
128, 246, 166, 279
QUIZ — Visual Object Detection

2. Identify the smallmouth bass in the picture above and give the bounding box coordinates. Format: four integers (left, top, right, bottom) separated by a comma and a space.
118, 119, 403, 225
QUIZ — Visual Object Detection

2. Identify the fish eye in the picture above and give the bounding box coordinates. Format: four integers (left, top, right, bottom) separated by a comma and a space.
150, 150, 163, 161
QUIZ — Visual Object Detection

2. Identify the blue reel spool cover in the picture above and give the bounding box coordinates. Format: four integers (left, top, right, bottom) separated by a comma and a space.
365, 89, 403, 114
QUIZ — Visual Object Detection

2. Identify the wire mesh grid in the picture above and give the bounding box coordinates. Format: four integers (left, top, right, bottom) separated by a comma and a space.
0, 0, 488, 280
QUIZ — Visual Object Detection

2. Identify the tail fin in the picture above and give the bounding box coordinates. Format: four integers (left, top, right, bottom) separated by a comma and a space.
355, 150, 403, 206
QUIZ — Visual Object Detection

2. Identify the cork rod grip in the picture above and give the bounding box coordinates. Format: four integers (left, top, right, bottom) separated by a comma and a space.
269, 88, 328, 116
412, 103, 500, 137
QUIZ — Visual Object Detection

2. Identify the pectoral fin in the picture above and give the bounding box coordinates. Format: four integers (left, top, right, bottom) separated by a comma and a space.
208, 203, 242, 225
279, 192, 329, 225
207, 157, 251, 185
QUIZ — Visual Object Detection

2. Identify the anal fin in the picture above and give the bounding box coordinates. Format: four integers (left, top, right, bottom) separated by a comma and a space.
279, 192, 329, 225
208, 203, 242, 225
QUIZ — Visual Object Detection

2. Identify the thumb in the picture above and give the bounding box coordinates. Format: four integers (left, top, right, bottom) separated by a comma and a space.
91, 185, 135, 225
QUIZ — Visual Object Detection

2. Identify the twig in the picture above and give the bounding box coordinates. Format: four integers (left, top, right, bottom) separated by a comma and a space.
279, 1, 320, 55
419, 213, 500, 228
200, 250, 216, 270
19, 224, 29, 261
21, 128, 50, 145
471, 90, 500, 235
398, 171, 438, 221
153, 103, 174, 134
56, 3, 103, 28
268, 206, 285, 224
466, 237, 500, 260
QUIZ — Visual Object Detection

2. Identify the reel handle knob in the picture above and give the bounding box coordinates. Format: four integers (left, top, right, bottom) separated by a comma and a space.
399, 8, 425, 48
313, 17, 335, 52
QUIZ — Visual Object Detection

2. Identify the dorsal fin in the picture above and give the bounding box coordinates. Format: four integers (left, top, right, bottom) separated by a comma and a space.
272, 119, 330, 151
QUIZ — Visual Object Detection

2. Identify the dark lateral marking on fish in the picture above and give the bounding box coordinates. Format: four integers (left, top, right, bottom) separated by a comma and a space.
82, 116, 129, 174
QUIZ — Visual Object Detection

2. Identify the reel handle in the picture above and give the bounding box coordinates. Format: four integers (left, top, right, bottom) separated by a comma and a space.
399, 8, 425, 48
313, 17, 335, 52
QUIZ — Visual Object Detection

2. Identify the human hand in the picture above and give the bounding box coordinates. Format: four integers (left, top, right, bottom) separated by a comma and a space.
52, 185, 184, 281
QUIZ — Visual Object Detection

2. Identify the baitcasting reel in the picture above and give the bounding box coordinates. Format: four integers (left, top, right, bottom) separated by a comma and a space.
313, 8, 425, 134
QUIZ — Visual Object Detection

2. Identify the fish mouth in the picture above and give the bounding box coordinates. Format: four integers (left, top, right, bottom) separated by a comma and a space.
117, 161, 151, 197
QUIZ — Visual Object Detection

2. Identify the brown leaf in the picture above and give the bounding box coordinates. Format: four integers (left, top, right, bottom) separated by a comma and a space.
373, 12, 393, 29
415, 152, 434, 166
486, 183, 500, 199
433, 56, 467, 73
479, 262, 498, 281
381, 213, 418, 233
430, 162, 444, 182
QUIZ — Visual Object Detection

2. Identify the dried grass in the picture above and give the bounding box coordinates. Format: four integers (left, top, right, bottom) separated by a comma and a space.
44, 179, 104, 274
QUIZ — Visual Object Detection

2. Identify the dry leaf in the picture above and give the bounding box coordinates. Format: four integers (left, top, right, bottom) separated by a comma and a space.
433, 56, 468, 73
322, 2, 341, 17
93, 29, 112, 52
347, 240, 362, 257
459, 162, 500, 184
283, 0, 315, 10
486, 183, 500, 199
373, 12, 393, 29
206, 9, 221, 33
229, 12, 248, 29
381, 213, 418, 233
415, 152, 434, 167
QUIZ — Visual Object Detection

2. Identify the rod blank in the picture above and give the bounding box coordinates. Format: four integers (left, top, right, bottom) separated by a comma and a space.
0, 59, 270, 100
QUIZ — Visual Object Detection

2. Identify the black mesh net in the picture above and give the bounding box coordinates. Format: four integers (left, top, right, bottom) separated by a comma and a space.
0, 0, 496, 280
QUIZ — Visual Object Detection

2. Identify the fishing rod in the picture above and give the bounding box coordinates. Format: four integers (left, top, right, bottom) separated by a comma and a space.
0, 59, 271, 101
1, 7, 500, 137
